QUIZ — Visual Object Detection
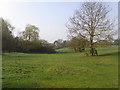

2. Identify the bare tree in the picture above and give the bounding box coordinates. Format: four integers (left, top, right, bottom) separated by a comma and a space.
67, 2, 115, 56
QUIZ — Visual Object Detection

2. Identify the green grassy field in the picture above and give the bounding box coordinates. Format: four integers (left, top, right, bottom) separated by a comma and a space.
2, 45, 118, 88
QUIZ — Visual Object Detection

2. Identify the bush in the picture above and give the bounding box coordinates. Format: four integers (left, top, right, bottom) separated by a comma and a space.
14, 39, 56, 53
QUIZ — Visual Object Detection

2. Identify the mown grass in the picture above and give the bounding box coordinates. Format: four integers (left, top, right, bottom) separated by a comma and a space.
2, 45, 118, 88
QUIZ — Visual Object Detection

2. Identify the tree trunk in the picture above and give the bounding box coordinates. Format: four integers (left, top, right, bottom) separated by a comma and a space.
90, 35, 94, 56
28, 35, 30, 41
74, 48, 77, 52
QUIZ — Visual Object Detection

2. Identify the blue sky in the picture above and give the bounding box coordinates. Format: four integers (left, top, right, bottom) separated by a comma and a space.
0, 2, 118, 42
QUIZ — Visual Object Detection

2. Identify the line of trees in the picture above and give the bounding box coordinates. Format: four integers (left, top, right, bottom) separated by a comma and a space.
67, 35, 117, 53
1, 2, 117, 56
1, 18, 56, 53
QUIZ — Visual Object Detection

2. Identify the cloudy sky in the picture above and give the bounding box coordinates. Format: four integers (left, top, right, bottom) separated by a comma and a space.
0, 2, 118, 42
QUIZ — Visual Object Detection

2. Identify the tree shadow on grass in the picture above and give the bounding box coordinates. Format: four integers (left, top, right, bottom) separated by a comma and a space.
57, 51, 119, 56
56, 51, 86, 54
98, 52, 119, 56
56, 51, 74, 54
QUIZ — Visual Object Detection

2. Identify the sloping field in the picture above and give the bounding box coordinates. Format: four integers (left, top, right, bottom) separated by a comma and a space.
2, 45, 118, 88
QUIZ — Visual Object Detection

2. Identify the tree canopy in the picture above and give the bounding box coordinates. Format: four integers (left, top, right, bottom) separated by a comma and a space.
22, 24, 39, 41
67, 2, 115, 56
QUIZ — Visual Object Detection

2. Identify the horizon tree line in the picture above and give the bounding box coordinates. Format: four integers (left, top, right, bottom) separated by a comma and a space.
0, 2, 118, 55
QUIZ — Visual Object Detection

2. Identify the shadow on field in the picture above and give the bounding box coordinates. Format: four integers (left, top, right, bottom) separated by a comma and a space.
56, 52, 73, 54
57, 51, 119, 57
98, 52, 118, 56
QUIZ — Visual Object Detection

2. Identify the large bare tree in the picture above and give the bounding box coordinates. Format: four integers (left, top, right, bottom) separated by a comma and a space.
67, 2, 115, 56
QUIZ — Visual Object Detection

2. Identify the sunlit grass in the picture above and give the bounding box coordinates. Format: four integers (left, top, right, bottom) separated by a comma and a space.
2, 45, 118, 88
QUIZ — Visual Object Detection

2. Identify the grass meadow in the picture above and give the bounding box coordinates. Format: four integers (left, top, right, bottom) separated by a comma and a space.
2, 45, 118, 88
